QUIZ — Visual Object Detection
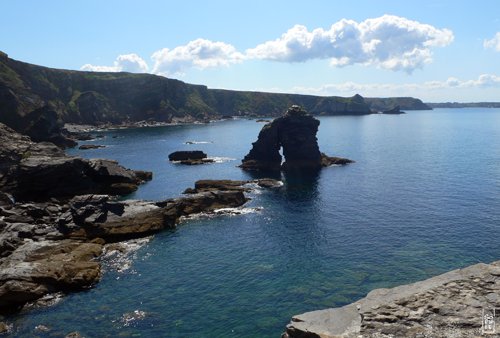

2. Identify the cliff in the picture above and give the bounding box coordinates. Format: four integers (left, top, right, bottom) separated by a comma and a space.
0, 52, 427, 144
365, 97, 431, 111
427, 102, 500, 108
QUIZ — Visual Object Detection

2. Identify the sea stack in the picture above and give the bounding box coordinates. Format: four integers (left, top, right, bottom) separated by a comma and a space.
240, 105, 353, 172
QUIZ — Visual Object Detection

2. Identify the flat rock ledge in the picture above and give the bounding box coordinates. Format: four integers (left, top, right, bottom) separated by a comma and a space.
0, 179, 280, 314
283, 260, 500, 338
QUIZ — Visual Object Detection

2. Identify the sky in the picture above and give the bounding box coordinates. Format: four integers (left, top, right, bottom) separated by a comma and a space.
1, 0, 499, 102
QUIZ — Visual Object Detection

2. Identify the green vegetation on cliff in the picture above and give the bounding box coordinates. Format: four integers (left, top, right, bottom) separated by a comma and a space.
365, 97, 431, 111
0, 52, 429, 142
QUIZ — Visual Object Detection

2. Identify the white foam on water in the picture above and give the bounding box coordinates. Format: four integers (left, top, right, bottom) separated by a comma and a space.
208, 156, 235, 163
184, 140, 213, 144
179, 206, 263, 222
102, 237, 152, 273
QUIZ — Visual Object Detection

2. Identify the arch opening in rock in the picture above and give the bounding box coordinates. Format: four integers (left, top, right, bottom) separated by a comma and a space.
240, 105, 354, 172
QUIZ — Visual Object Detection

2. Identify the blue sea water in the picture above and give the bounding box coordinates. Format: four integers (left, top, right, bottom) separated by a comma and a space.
7, 108, 500, 337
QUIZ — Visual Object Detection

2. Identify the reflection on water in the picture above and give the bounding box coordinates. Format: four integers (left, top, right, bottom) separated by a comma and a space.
10, 109, 500, 337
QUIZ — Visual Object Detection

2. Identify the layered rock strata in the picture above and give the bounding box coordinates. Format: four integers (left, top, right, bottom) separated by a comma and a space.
283, 261, 500, 338
0, 123, 152, 201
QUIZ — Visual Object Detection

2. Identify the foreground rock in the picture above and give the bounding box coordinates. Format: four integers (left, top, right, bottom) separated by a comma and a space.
0, 123, 152, 201
283, 260, 500, 337
183, 179, 283, 194
0, 190, 247, 312
240, 106, 353, 172
0, 178, 284, 312
0, 240, 102, 312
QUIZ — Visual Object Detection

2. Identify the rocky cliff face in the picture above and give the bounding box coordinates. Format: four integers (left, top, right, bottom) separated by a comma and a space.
240, 106, 353, 172
365, 97, 431, 111
0, 53, 382, 145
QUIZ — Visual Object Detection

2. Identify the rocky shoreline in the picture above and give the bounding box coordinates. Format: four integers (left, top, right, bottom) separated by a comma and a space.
0, 122, 281, 323
283, 261, 500, 337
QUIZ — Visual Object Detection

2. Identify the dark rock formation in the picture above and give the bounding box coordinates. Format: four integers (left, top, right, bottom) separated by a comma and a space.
78, 144, 105, 150
0, 240, 103, 312
382, 105, 405, 114
0, 123, 152, 201
320, 153, 355, 166
168, 150, 215, 165
241, 106, 353, 172
0, 188, 249, 312
283, 260, 500, 337
168, 150, 207, 161
183, 179, 282, 194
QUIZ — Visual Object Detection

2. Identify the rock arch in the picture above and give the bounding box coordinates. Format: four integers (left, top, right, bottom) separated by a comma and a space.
240, 106, 353, 172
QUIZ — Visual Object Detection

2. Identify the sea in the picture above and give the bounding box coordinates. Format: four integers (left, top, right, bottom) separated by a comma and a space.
7, 108, 500, 337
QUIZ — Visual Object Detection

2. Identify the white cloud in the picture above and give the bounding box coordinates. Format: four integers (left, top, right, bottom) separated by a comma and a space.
151, 38, 244, 76
288, 74, 500, 98
81, 53, 149, 73
484, 32, 500, 51
246, 15, 453, 72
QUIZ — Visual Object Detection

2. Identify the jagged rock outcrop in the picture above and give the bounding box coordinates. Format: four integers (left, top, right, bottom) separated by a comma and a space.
0, 123, 152, 201
240, 106, 353, 172
283, 260, 500, 338
0, 190, 248, 312
0, 177, 280, 313
183, 179, 283, 194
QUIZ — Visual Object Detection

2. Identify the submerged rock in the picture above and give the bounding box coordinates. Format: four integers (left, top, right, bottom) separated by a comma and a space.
241, 106, 353, 172
78, 144, 106, 150
283, 260, 500, 337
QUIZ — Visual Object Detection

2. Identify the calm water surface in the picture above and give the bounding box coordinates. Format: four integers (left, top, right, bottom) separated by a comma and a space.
8, 109, 500, 337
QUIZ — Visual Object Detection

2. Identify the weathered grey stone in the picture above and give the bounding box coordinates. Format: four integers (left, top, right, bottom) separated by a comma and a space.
283, 261, 500, 338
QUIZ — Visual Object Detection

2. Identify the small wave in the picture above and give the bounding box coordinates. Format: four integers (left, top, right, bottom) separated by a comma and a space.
102, 237, 152, 273
179, 206, 263, 221
184, 141, 213, 144
209, 156, 236, 163
113, 310, 148, 327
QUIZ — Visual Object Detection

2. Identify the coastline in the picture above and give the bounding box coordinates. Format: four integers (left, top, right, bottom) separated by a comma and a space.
283, 260, 500, 337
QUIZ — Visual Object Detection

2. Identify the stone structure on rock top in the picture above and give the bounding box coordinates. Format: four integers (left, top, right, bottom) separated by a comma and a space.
240, 105, 353, 172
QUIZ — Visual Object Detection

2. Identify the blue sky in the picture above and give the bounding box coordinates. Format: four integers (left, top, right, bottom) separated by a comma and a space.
1, 0, 499, 101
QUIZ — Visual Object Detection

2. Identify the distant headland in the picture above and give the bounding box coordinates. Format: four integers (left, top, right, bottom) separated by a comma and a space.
426, 102, 500, 108
0, 51, 430, 146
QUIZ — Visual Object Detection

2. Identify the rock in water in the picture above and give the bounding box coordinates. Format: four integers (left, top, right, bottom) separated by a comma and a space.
382, 105, 405, 114
168, 151, 207, 161
240, 105, 352, 172
0, 123, 152, 201
78, 144, 105, 150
